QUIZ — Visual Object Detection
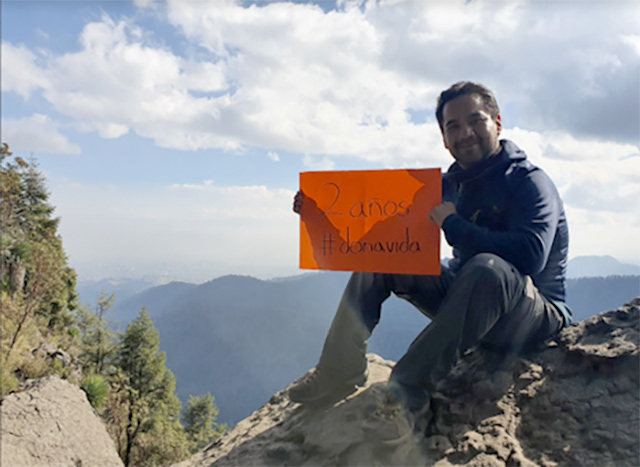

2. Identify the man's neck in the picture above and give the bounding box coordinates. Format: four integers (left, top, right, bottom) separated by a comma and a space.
461, 142, 502, 170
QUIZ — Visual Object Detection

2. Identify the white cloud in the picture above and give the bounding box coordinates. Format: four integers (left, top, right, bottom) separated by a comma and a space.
502, 127, 640, 217
621, 34, 640, 55
545, 133, 638, 162
4, 1, 638, 156
24, 15, 237, 151
2, 114, 81, 155
267, 151, 280, 162
0, 3, 450, 165
1, 42, 49, 98
303, 153, 335, 171
133, 0, 160, 9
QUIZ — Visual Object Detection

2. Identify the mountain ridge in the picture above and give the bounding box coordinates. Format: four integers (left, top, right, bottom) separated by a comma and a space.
103, 271, 638, 425
566, 254, 640, 278
76, 255, 640, 307
73, 256, 640, 425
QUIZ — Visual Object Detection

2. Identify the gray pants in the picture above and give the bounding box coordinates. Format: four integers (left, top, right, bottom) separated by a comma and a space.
318, 253, 564, 401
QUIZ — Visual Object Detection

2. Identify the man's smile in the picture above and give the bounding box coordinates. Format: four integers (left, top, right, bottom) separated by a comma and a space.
458, 139, 480, 149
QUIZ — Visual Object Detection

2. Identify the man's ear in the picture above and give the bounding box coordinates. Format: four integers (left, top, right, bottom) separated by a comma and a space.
442, 132, 449, 150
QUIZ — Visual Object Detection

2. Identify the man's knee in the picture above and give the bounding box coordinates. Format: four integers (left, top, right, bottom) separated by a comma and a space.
347, 271, 386, 290
458, 253, 517, 285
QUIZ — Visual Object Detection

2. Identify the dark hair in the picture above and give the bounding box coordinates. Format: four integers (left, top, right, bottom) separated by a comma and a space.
435, 82, 500, 130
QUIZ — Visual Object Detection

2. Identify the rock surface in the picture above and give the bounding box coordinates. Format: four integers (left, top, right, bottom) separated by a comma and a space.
0, 375, 123, 467
30, 342, 83, 381
177, 298, 640, 467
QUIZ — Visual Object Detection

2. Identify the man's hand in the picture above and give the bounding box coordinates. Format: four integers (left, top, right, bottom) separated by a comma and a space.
429, 202, 457, 228
293, 190, 304, 215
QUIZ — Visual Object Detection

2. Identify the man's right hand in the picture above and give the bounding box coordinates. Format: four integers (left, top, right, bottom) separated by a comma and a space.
429, 201, 457, 228
293, 191, 304, 215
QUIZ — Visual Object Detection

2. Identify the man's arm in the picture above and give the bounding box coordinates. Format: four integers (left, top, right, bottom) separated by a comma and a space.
439, 169, 561, 275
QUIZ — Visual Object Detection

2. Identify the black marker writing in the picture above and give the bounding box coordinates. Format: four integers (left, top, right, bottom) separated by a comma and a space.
320, 227, 421, 256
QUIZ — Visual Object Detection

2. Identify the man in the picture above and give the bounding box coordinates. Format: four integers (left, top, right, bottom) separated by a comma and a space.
289, 82, 571, 444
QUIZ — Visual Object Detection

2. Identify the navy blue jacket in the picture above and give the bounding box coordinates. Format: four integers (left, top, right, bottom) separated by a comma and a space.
442, 139, 572, 325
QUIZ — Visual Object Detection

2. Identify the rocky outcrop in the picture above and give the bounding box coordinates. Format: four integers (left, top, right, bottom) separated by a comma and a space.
0, 375, 123, 467
30, 342, 83, 381
177, 298, 640, 467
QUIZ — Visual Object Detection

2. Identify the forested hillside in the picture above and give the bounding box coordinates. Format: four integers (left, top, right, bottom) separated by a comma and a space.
566, 275, 640, 320
0, 144, 223, 466
1, 143, 79, 393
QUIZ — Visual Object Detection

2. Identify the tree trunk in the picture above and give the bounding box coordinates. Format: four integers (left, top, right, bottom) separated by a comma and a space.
10, 261, 26, 297
124, 403, 133, 467
4, 301, 34, 363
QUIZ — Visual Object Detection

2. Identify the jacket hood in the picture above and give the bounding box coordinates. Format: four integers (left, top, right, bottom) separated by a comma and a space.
444, 139, 527, 185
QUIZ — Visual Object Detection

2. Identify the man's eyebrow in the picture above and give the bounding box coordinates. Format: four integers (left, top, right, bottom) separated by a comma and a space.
445, 111, 487, 127
469, 111, 486, 119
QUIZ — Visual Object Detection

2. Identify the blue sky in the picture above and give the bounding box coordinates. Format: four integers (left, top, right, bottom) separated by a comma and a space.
2, 0, 639, 284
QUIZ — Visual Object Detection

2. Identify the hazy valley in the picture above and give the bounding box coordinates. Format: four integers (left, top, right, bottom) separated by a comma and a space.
77, 256, 640, 425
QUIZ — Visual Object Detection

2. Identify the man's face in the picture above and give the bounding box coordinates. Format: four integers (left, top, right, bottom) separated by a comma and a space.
441, 93, 502, 169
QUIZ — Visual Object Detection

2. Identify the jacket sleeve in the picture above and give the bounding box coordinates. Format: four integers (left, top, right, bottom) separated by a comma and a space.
441, 168, 560, 275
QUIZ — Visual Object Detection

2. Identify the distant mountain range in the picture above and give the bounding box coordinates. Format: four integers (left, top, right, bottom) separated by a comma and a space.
76, 255, 640, 307
566, 255, 640, 278
88, 260, 639, 426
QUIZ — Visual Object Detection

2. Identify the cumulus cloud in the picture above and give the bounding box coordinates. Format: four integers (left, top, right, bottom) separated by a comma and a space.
1, 42, 49, 98
4, 0, 637, 156
362, 0, 639, 143
2, 114, 81, 155
8, 14, 236, 151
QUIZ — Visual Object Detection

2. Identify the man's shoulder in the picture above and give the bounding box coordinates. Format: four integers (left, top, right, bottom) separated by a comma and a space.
505, 159, 561, 201
502, 148, 551, 181
505, 157, 538, 177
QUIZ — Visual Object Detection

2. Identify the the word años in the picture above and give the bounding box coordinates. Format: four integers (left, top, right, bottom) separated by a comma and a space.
321, 182, 410, 218
348, 199, 410, 218
321, 227, 421, 256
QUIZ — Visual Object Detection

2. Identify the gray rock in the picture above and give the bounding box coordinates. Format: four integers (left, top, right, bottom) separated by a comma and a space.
30, 342, 83, 381
176, 298, 640, 467
0, 375, 123, 467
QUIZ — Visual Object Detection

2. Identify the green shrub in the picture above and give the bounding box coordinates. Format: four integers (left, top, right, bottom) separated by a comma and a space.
67, 325, 80, 339
81, 374, 109, 409
0, 365, 20, 397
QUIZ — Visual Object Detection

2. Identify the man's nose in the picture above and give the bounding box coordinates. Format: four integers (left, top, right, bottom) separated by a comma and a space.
460, 124, 475, 138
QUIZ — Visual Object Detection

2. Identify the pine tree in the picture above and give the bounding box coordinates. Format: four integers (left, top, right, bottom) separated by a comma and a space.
183, 393, 226, 451
78, 291, 116, 374
110, 308, 189, 466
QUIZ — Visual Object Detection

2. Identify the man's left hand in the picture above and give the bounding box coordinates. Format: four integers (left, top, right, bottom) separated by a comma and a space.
429, 202, 457, 228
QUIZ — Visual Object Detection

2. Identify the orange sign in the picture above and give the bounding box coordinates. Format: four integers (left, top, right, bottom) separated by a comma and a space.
299, 168, 441, 275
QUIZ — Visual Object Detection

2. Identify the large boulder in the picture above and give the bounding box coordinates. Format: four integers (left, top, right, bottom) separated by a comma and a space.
177, 298, 639, 467
0, 375, 123, 467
